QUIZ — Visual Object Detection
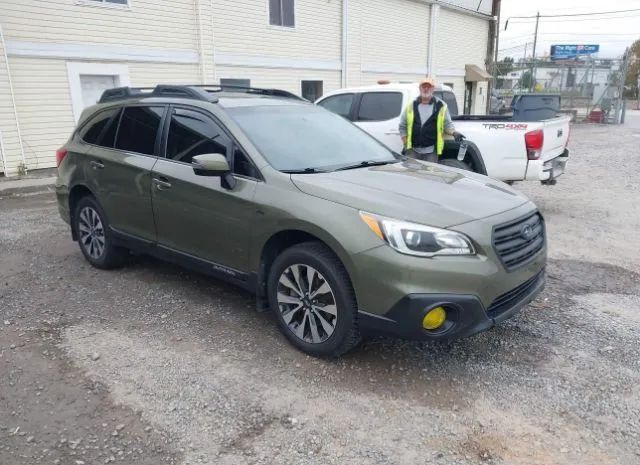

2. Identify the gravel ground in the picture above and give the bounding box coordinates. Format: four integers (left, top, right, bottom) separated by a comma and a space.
1, 113, 639, 465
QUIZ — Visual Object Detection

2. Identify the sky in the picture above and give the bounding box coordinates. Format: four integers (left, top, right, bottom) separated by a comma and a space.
498, 0, 640, 60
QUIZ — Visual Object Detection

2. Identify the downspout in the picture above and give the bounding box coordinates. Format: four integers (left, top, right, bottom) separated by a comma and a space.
195, 0, 206, 84
210, 0, 216, 82
427, 4, 439, 77
0, 21, 26, 175
341, 0, 348, 87
0, 131, 8, 175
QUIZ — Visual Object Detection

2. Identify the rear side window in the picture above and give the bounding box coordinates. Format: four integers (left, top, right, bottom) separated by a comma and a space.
166, 109, 230, 164
356, 92, 402, 122
317, 93, 354, 119
80, 108, 120, 146
437, 91, 459, 117
115, 106, 164, 156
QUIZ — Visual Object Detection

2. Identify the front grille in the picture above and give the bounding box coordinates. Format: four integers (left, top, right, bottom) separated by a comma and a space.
486, 269, 545, 319
493, 211, 545, 271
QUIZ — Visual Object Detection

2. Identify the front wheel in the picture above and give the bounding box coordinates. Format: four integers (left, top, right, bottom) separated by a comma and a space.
267, 242, 361, 357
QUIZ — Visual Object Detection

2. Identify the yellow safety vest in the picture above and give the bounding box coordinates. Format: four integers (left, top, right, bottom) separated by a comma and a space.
405, 100, 447, 155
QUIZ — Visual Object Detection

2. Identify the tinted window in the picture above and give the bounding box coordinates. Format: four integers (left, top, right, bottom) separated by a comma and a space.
100, 109, 121, 148
317, 93, 354, 119
233, 147, 259, 179
115, 106, 164, 155
166, 110, 229, 164
356, 92, 402, 122
81, 108, 119, 145
439, 91, 459, 117
228, 105, 396, 172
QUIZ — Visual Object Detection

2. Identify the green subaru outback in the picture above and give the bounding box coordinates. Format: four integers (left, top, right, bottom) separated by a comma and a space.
55, 84, 546, 356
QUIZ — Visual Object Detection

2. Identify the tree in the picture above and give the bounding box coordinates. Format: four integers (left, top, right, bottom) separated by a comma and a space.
494, 57, 515, 89
519, 71, 533, 90
624, 39, 640, 98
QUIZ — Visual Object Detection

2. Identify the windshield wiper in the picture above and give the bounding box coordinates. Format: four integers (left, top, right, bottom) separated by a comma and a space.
334, 159, 399, 172
281, 167, 328, 174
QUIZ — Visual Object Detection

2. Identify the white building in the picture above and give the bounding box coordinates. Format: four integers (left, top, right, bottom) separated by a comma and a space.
0, 0, 496, 176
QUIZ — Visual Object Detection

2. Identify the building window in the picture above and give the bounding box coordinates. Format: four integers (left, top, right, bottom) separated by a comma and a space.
269, 0, 295, 27
220, 78, 251, 91
301, 80, 323, 102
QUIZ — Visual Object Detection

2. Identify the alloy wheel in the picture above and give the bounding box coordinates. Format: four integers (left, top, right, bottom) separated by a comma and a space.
78, 206, 106, 260
277, 264, 337, 344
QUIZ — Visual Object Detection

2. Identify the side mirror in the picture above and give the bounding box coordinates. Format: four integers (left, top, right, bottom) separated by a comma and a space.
192, 153, 236, 190
192, 153, 230, 177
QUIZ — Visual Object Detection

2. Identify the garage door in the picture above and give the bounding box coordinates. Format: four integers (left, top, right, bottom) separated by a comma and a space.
80, 75, 117, 109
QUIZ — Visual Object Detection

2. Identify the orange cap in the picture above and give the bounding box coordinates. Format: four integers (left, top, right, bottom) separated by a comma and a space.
419, 77, 436, 88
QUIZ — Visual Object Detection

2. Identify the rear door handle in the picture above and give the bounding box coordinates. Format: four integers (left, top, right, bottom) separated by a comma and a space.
90, 160, 104, 170
153, 176, 172, 190
385, 130, 400, 135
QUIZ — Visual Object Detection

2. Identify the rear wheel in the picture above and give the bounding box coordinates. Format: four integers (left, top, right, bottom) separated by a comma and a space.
267, 242, 361, 357
439, 158, 472, 171
74, 196, 128, 269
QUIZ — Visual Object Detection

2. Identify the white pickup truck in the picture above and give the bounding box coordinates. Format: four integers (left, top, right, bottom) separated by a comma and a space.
316, 83, 571, 185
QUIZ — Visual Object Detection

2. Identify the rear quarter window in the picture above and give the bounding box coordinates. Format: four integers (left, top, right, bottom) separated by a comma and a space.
356, 92, 403, 122
79, 108, 120, 146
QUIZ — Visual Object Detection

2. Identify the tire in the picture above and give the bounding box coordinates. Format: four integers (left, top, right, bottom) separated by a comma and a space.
73, 195, 128, 269
267, 241, 361, 357
439, 158, 472, 171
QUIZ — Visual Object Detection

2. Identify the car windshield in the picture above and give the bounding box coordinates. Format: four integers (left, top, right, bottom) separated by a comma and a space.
227, 104, 398, 172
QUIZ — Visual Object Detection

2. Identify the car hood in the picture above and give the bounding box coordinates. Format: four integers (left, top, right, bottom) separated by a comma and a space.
291, 160, 530, 228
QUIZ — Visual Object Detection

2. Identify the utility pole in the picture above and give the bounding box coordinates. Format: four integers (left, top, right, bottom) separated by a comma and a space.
530, 12, 540, 92
615, 48, 630, 124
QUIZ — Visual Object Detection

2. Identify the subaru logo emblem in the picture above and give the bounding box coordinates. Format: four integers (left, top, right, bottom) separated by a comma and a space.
521, 224, 534, 240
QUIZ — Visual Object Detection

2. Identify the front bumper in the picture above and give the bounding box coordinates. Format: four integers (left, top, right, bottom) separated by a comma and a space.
359, 269, 545, 341
351, 202, 547, 342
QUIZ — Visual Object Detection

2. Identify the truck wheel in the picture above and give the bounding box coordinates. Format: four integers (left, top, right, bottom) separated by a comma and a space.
73, 196, 128, 269
439, 158, 472, 171
267, 242, 361, 357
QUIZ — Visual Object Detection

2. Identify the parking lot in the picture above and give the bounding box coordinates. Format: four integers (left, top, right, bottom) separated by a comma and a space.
1, 113, 639, 465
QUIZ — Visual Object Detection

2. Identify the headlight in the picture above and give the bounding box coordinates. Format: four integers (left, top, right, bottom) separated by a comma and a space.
360, 212, 475, 257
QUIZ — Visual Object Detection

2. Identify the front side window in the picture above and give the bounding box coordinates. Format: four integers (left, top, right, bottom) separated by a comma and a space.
80, 108, 120, 146
356, 92, 403, 122
301, 80, 323, 102
269, 0, 295, 27
316, 93, 354, 119
440, 92, 459, 117
115, 106, 164, 156
228, 105, 396, 172
166, 110, 230, 164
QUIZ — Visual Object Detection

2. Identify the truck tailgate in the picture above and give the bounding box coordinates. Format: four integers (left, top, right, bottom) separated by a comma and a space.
541, 116, 571, 161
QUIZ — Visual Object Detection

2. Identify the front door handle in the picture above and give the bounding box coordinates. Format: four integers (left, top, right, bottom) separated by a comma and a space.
153, 177, 172, 190
90, 160, 104, 170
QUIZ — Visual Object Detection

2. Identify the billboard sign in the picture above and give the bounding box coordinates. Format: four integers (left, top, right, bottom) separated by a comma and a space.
550, 44, 600, 61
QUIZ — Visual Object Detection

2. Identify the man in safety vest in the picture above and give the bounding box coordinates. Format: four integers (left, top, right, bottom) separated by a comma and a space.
399, 77, 465, 163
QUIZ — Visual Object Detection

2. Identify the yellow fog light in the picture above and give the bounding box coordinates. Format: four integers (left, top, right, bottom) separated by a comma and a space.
422, 306, 447, 330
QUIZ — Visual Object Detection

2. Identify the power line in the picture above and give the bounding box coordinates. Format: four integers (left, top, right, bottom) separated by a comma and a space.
506, 8, 640, 19
509, 14, 640, 24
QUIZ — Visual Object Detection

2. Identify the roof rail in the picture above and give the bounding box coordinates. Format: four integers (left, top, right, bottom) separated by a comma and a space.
192, 84, 306, 101
98, 85, 219, 104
